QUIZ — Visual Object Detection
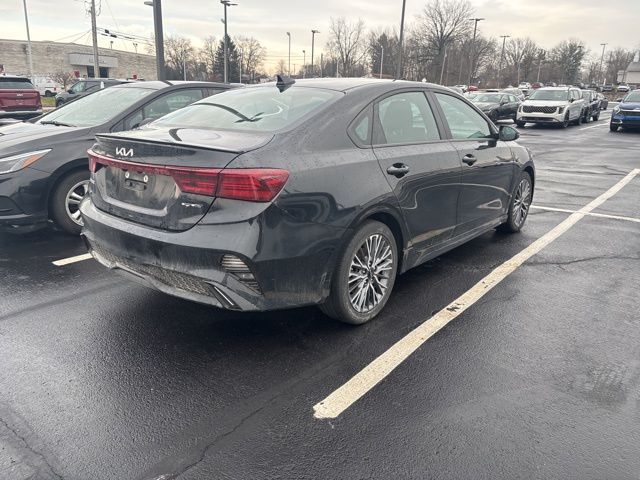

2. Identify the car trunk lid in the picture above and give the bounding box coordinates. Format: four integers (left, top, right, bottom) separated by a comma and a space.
89, 129, 276, 231
0, 88, 41, 112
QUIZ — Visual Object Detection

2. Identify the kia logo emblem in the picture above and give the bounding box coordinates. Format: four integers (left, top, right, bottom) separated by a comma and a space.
115, 147, 134, 157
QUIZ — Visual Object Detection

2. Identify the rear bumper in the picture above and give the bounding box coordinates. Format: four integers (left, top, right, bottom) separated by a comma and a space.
80, 199, 346, 312
0, 109, 42, 120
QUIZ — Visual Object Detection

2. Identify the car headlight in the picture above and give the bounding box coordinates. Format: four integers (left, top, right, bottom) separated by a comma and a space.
558, 107, 565, 114
0, 149, 51, 175
613, 106, 620, 114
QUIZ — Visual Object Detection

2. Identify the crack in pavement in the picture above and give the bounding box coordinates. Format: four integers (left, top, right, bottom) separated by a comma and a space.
527, 255, 640, 268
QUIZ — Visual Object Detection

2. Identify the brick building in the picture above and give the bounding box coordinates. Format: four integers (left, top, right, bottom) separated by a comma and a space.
0, 38, 156, 80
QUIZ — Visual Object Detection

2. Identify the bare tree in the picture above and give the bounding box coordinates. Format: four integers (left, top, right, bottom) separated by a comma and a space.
326, 17, 367, 77
199, 36, 217, 77
235, 36, 267, 83
368, 28, 399, 78
505, 37, 539, 85
52, 70, 76, 89
549, 39, 587, 84
164, 35, 196, 80
605, 47, 635, 84
415, 0, 474, 82
275, 59, 287, 75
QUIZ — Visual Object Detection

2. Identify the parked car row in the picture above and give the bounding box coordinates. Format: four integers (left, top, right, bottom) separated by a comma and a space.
1, 77, 535, 324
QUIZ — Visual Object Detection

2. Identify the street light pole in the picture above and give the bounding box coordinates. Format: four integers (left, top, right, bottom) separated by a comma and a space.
396, 0, 407, 79
220, 0, 237, 84
536, 50, 544, 83
302, 49, 306, 78
286, 32, 291, 76
380, 45, 384, 79
21, 0, 34, 82
311, 29, 319, 78
599, 43, 607, 87
467, 17, 484, 86
439, 43, 447, 85
498, 35, 509, 88
144, 0, 165, 80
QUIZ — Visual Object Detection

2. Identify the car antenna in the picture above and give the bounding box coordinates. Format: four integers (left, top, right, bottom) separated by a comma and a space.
276, 75, 295, 93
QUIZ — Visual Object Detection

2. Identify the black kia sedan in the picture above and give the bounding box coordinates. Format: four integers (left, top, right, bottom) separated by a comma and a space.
81, 78, 535, 324
0, 81, 232, 234
470, 92, 521, 122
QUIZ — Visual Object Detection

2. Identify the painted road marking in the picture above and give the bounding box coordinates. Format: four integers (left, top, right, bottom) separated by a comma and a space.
52, 253, 93, 266
578, 123, 608, 131
531, 205, 640, 224
313, 168, 640, 419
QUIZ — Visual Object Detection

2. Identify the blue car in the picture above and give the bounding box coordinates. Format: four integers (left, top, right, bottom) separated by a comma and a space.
610, 90, 640, 131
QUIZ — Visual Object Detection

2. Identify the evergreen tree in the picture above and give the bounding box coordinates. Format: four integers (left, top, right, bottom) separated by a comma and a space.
214, 35, 240, 82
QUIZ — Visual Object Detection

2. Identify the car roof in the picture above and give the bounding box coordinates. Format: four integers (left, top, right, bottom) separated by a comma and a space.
246, 77, 453, 94
0, 75, 33, 81
109, 80, 232, 91
539, 86, 573, 90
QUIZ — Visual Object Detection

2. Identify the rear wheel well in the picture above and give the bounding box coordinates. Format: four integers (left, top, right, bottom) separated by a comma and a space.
366, 212, 405, 273
523, 166, 535, 191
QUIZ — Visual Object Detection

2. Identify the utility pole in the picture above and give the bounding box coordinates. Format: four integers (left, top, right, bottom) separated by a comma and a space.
239, 50, 243, 83
536, 50, 544, 83
467, 17, 484, 86
220, 0, 237, 84
498, 35, 509, 88
183, 56, 186, 80
380, 45, 384, 79
90, 0, 100, 78
320, 53, 323, 77
311, 29, 319, 77
396, 0, 407, 79
286, 32, 291, 76
302, 50, 306, 78
144, 0, 165, 80
439, 43, 447, 85
599, 43, 607, 87
22, 0, 34, 82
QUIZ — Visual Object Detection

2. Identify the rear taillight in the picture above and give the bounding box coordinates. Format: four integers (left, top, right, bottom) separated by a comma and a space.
88, 150, 288, 202
217, 169, 289, 202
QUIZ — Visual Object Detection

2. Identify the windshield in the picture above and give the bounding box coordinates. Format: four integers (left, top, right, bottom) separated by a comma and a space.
528, 89, 569, 101
37, 86, 154, 127
0, 78, 36, 89
472, 94, 504, 103
152, 86, 342, 133
623, 91, 640, 102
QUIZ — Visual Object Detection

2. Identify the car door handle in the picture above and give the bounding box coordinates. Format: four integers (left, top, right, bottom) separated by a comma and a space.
462, 154, 477, 166
386, 163, 410, 178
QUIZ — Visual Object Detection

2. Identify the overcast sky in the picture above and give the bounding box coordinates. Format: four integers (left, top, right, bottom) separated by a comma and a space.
2, 0, 639, 70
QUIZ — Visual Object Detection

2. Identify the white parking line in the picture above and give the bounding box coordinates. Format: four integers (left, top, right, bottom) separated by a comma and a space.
52, 253, 93, 266
531, 205, 640, 224
578, 123, 608, 131
313, 168, 640, 420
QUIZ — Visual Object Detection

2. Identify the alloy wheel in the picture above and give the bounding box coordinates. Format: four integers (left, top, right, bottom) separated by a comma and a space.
65, 180, 89, 226
348, 233, 394, 313
512, 178, 532, 228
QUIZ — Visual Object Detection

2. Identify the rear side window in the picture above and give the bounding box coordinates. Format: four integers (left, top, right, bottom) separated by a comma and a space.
349, 107, 372, 145
0, 78, 35, 89
375, 91, 440, 145
435, 93, 491, 140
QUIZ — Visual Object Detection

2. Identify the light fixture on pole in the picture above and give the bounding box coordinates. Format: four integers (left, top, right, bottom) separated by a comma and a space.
286, 32, 291, 76
467, 17, 484, 86
311, 29, 320, 78
21, 0, 34, 82
144, 0, 165, 80
220, 0, 237, 84
380, 45, 384, 79
599, 43, 607, 87
302, 49, 306, 78
498, 35, 510, 88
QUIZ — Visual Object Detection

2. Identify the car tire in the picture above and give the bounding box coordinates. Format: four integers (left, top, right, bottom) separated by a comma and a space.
55, 100, 64, 108
593, 112, 600, 121
583, 111, 591, 123
50, 169, 90, 235
497, 171, 533, 234
561, 112, 570, 128
610, 124, 619, 132
320, 220, 398, 325
516, 121, 526, 128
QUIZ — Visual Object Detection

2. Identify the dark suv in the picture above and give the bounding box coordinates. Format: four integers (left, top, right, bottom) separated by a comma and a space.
581, 90, 601, 122
55, 78, 129, 107
0, 76, 42, 121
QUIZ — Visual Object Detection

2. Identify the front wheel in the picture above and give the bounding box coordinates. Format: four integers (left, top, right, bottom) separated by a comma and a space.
55, 100, 64, 108
498, 171, 533, 233
610, 124, 619, 132
50, 170, 90, 235
593, 112, 600, 121
320, 221, 398, 325
516, 121, 526, 128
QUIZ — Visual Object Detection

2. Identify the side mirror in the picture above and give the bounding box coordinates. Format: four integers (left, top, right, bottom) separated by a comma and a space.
67, 89, 73, 94
498, 125, 519, 142
569, 98, 574, 103
616, 98, 623, 102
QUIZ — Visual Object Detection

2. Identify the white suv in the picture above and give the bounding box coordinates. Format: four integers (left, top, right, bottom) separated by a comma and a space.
516, 87, 586, 128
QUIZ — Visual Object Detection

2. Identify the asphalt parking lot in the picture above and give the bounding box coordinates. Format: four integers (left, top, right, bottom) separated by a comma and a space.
1, 110, 639, 480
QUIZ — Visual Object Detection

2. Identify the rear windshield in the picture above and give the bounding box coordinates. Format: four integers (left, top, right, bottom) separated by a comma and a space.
151, 86, 342, 133
528, 89, 569, 101
473, 94, 503, 103
0, 78, 36, 89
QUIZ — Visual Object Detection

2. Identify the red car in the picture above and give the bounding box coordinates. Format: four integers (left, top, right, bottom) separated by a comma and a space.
0, 75, 42, 122
467, 85, 479, 92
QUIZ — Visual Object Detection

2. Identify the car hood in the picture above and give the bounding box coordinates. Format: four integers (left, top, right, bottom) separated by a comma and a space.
474, 102, 499, 110
102, 126, 275, 153
0, 121, 93, 156
619, 102, 640, 110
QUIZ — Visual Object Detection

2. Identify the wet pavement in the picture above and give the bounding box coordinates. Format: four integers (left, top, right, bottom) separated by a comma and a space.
1, 112, 639, 480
